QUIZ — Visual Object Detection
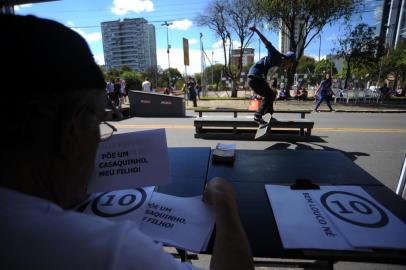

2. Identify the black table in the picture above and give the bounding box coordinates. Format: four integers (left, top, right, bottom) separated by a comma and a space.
160, 148, 406, 265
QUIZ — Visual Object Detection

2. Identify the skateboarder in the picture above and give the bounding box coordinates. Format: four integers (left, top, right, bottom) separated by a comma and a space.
247, 25, 296, 124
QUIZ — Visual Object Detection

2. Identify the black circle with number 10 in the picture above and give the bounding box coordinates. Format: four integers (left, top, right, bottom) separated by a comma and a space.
91, 188, 147, 217
320, 191, 389, 228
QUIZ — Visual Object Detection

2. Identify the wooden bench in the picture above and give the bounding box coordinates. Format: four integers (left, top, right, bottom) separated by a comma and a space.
194, 117, 314, 139
195, 109, 312, 119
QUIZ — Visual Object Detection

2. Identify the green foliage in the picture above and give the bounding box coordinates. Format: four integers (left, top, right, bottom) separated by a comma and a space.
314, 59, 338, 76
334, 23, 378, 88
121, 71, 142, 90
296, 55, 316, 74
160, 68, 183, 87
204, 64, 225, 89
381, 41, 406, 83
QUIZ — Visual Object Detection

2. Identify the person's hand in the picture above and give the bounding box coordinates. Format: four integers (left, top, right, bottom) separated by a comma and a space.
203, 177, 237, 210
248, 25, 256, 32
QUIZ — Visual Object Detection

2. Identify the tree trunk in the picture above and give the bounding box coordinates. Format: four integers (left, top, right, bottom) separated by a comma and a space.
344, 60, 351, 89
286, 61, 298, 98
231, 79, 238, 97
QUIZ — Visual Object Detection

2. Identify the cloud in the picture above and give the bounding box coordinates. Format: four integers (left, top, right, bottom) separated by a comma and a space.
306, 54, 326, 61
189, 38, 198, 45
212, 39, 241, 49
14, 4, 32, 11
71, 27, 102, 43
111, 0, 154, 15
326, 34, 338, 41
66, 21, 102, 43
168, 19, 193, 31
93, 54, 105, 65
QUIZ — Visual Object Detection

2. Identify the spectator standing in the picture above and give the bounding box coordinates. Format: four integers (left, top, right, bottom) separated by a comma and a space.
106, 80, 114, 101
184, 76, 198, 107
314, 73, 334, 112
142, 77, 151, 92
119, 79, 126, 107
113, 78, 121, 108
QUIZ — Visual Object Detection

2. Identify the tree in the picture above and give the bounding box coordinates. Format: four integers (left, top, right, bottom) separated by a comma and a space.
161, 68, 183, 88
197, 0, 258, 97
204, 63, 225, 90
381, 41, 406, 88
334, 23, 378, 89
296, 55, 316, 74
143, 65, 162, 89
253, 0, 360, 95
314, 59, 337, 76
121, 70, 143, 90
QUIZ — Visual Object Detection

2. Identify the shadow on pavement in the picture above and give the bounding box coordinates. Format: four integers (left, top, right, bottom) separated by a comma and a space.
265, 142, 370, 162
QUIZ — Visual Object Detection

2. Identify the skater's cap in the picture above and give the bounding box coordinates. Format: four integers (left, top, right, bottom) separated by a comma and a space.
284, 51, 296, 62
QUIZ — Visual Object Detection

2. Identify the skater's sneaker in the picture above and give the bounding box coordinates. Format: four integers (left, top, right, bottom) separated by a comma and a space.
254, 116, 268, 125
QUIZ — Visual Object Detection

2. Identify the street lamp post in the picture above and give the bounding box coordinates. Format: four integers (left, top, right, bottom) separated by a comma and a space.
211, 51, 214, 84
318, 34, 321, 62
161, 21, 173, 68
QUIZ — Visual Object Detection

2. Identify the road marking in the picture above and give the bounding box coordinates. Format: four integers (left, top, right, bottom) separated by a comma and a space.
314, 128, 406, 133
115, 124, 194, 129
114, 124, 406, 133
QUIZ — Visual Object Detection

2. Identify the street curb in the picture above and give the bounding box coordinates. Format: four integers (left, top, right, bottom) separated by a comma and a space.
186, 108, 406, 113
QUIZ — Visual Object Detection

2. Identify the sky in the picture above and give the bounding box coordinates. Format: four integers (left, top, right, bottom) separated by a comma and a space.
15, 0, 382, 74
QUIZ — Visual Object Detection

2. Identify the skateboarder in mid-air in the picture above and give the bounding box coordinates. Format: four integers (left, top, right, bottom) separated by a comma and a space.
247, 25, 296, 124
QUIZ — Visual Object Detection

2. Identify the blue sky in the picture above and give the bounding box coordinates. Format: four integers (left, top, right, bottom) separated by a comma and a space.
15, 0, 381, 74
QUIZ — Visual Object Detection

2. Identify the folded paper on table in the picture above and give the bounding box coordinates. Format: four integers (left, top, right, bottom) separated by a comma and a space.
77, 188, 215, 252
141, 192, 215, 252
88, 129, 171, 192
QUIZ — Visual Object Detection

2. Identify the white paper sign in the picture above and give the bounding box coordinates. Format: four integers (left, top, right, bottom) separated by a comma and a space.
141, 192, 215, 253
266, 185, 354, 250
88, 129, 171, 192
266, 185, 406, 250
77, 187, 155, 227
77, 190, 215, 253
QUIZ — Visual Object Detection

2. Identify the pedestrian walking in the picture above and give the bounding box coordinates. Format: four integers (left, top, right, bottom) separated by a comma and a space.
247, 25, 296, 124
314, 73, 334, 112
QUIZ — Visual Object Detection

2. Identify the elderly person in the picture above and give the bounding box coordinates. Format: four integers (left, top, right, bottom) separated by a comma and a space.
0, 15, 253, 270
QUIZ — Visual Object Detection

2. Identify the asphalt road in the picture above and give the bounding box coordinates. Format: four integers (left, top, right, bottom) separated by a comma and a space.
111, 111, 406, 270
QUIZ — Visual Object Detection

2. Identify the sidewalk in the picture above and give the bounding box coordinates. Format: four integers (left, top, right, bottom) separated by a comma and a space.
186, 99, 406, 113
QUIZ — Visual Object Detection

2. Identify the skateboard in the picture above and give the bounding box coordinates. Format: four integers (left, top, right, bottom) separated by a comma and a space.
254, 113, 274, 140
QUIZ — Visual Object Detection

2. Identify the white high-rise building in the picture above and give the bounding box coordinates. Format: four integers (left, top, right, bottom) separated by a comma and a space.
278, 18, 305, 54
101, 18, 157, 71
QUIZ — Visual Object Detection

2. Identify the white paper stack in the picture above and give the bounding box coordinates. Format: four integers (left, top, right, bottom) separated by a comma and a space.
77, 188, 215, 253
265, 185, 406, 251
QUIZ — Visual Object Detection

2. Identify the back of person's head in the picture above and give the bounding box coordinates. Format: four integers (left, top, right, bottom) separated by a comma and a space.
1, 15, 106, 207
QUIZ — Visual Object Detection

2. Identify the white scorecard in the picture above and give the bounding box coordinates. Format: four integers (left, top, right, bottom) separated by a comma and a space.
265, 185, 406, 250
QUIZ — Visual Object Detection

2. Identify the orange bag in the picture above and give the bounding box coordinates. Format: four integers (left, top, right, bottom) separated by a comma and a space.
248, 98, 261, 110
